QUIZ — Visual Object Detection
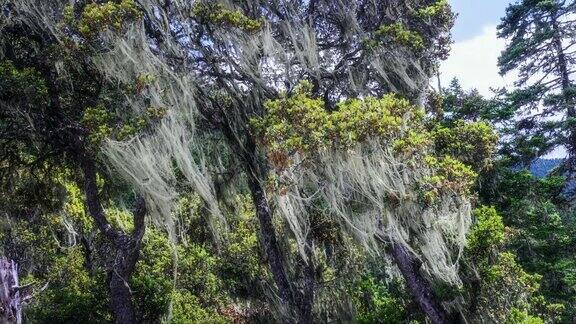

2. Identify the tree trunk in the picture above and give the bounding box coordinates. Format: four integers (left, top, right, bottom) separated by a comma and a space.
0, 258, 28, 324
220, 120, 314, 323
293, 239, 315, 324
389, 242, 448, 324
247, 173, 315, 324
107, 234, 144, 324
246, 172, 296, 320
551, 13, 576, 175
80, 153, 147, 324
108, 264, 137, 324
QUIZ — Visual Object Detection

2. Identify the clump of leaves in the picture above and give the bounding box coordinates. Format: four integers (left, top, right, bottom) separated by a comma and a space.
433, 120, 498, 171
0, 60, 48, 105
70, 0, 140, 37
330, 95, 422, 147
192, 2, 263, 33
372, 23, 425, 51
466, 206, 505, 257
81, 105, 166, 145
417, 0, 450, 19
423, 155, 477, 199
251, 81, 424, 169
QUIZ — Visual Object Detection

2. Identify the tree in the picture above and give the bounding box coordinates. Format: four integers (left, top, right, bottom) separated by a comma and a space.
438, 81, 573, 321
0, 1, 153, 322
0, 0, 506, 322
89, 0, 465, 322
461, 206, 558, 322
497, 0, 576, 171
478, 169, 575, 321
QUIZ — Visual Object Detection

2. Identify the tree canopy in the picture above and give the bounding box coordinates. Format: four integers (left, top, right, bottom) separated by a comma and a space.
0, 0, 574, 323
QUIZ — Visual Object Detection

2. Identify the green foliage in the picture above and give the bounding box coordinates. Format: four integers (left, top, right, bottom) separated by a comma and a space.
440, 79, 515, 126
506, 308, 545, 324
217, 196, 262, 298
24, 247, 111, 323
65, 0, 141, 38
132, 226, 228, 322
250, 81, 329, 169
170, 290, 227, 324
252, 81, 424, 169
474, 251, 544, 322
423, 155, 478, 198
352, 276, 406, 323
131, 229, 174, 322
1, 178, 110, 322
192, 2, 263, 33
483, 252, 541, 293
0, 60, 48, 105
466, 206, 505, 257
417, 0, 450, 18
432, 120, 498, 171
496, 0, 576, 164
393, 130, 432, 155
371, 23, 425, 50
330, 95, 423, 147
81, 104, 166, 145
82, 105, 114, 145
478, 168, 575, 320
2, 0, 574, 322
0, 173, 255, 323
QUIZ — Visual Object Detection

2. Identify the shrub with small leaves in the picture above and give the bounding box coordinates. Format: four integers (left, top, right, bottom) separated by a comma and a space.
417, 0, 450, 19
251, 81, 329, 169
423, 155, 478, 200
0, 60, 48, 105
330, 95, 423, 147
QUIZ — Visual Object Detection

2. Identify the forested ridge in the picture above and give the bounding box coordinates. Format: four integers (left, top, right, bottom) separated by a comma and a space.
0, 0, 574, 323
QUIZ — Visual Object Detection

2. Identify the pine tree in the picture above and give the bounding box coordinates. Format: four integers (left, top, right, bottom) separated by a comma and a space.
497, 0, 576, 171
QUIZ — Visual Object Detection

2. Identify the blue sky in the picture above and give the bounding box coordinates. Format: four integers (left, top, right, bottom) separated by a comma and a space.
450, 0, 514, 41
441, 0, 517, 95
445, 0, 566, 158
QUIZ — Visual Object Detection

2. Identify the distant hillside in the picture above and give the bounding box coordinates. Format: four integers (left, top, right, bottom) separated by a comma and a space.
529, 158, 564, 178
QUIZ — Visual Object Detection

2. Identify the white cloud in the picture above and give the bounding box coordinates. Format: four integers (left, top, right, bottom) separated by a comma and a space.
439, 25, 515, 96
440, 26, 567, 159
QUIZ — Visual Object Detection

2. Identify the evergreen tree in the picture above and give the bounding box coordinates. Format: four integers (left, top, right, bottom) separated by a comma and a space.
497, 0, 576, 170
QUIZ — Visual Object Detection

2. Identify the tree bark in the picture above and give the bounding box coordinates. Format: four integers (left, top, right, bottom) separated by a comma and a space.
389, 242, 448, 324
0, 258, 28, 324
108, 261, 137, 324
247, 173, 315, 324
294, 239, 315, 324
80, 153, 146, 324
246, 168, 317, 324
219, 118, 314, 323
246, 172, 296, 319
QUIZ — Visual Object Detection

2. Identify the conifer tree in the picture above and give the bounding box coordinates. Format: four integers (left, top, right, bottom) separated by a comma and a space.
498, 0, 576, 169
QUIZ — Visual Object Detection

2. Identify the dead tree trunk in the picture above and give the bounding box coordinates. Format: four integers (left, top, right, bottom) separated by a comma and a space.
389, 242, 449, 324
0, 258, 30, 324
